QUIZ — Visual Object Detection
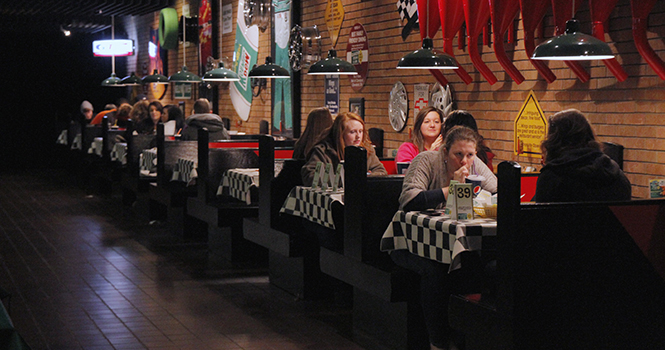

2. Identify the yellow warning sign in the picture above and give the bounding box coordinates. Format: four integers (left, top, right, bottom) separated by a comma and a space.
514, 91, 548, 157
325, 0, 345, 48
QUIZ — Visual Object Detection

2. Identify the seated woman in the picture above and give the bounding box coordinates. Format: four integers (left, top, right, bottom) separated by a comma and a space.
301, 112, 387, 187
400, 125, 497, 212
442, 110, 495, 172
163, 104, 186, 134
535, 109, 631, 202
292, 107, 333, 160
393, 126, 497, 350
395, 106, 444, 163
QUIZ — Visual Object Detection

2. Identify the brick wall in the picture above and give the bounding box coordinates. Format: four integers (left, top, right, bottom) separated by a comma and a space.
123, 0, 665, 198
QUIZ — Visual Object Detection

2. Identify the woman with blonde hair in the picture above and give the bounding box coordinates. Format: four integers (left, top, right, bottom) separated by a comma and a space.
301, 112, 386, 186
395, 106, 444, 163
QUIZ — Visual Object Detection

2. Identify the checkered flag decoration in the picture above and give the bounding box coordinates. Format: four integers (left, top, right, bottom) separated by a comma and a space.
396, 0, 418, 40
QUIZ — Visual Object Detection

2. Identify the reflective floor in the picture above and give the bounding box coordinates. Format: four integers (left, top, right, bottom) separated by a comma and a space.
0, 170, 364, 350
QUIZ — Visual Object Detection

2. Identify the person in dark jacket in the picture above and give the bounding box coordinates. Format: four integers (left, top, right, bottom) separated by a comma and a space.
292, 107, 333, 159
180, 98, 230, 141
535, 109, 631, 202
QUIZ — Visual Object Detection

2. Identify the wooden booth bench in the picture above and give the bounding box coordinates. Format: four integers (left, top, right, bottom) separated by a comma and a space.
119, 121, 157, 211
449, 161, 665, 350
242, 135, 327, 299
315, 146, 428, 350
186, 129, 273, 262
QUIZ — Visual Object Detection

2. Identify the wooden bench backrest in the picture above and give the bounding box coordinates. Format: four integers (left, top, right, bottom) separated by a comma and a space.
496, 161, 665, 349
255, 135, 297, 226
156, 124, 197, 185
345, 146, 404, 263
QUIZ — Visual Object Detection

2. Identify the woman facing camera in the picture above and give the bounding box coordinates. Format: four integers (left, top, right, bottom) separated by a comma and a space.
443, 110, 494, 171
395, 106, 444, 163
301, 112, 386, 187
292, 107, 334, 160
535, 109, 631, 202
399, 125, 497, 212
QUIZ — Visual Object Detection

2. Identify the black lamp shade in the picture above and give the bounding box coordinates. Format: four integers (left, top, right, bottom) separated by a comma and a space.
101, 73, 123, 87
142, 69, 169, 84
203, 62, 240, 82
121, 72, 142, 86
168, 66, 202, 83
248, 57, 290, 79
396, 38, 459, 69
532, 19, 614, 61
307, 49, 357, 75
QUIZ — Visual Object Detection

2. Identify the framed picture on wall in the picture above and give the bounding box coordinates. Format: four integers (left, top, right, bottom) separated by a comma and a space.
349, 97, 365, 120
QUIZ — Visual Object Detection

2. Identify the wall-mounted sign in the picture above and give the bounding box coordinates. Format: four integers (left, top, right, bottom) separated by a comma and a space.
92, 39, 134, 57
414, 83, 429, 115
346, 23, 369, 92
325, 0, 344, 48
222, 3, 233, 34
325, 75, 340, 115
514, 90, 547, 157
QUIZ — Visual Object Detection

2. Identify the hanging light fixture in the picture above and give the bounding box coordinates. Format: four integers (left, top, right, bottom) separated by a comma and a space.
532, 0, 614, 61
120, 72, 142, 86
142, 69, 169, 84
307, 2, 356, 75
101, 16, 123, 87
247, 2, 290, 79
203, 61, 241, 81
169, 8, 202, 83
396, 0, 458, 69
248, 56, 290, 78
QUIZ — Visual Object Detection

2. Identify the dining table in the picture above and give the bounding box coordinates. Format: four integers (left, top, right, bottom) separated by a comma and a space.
380, 210, 496, 271
170, 157, 198, 186
110, 142, 128, 165
279, 186, 344, 230
87, 137, 103, 157
217, 168, 259, 204
139, 148, 157, 177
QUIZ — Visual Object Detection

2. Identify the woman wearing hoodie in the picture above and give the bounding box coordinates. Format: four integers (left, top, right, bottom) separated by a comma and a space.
535, 109, 631, 202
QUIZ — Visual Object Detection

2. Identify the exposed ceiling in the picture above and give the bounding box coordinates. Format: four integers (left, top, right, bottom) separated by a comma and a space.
0, 0, 174, 34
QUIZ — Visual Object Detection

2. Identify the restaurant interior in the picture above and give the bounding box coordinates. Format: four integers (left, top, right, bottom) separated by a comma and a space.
1, 0, 665, 349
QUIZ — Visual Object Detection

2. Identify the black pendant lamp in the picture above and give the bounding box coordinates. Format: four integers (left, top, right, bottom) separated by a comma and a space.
308, 49, 357, 75
203, 61, 240, 81
248, 56, 290, 78
120, 72, 142, 86
532, 0, 614, 61
142, 69, 169, 84
169, 7, 202, 83
397, 38, 458, 69
396, 0, 458, 70
101, 16, 123, 87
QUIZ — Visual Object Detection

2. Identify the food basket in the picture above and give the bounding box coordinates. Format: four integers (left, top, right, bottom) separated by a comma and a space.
473, 204, 497, 218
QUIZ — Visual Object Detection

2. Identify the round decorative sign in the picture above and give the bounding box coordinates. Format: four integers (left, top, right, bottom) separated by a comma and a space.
346, 23, 369, 91
389, 81, 408, 132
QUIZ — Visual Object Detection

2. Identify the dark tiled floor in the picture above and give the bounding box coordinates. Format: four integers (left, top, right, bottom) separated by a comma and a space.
0, 170, 365, 350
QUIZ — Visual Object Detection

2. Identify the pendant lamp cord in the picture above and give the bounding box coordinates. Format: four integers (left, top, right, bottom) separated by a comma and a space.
111, 15, 115, 75
182, 7, 186, 67
425, 0, 430, 40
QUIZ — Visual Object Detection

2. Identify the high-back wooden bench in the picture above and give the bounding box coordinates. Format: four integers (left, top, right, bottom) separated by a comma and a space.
449, 161, 665, 350
317, 146, 428, 350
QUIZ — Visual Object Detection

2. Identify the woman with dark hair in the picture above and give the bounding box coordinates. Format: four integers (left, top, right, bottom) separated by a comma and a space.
163, 104, 186, 133
301, 112, 386, 187
535, 109, 631, 202
292, 107, 334, 159
131, 100, 154, 135
443, 110, 494, 171
395, 106, 444, 163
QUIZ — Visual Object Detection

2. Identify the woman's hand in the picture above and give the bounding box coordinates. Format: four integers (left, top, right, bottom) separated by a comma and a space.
429, 134, 443, 151
452, 165, 469, 183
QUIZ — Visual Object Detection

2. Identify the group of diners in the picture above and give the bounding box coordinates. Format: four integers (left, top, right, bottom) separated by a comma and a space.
289, 104, 630, 350
74, 95, 632, 350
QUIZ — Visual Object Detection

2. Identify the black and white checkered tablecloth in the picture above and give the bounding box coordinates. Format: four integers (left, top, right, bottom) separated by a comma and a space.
170, 157, 198, 186
139, 148, 157, 177
380, 210, 496, 270
87, 137, 103, 157
110, 143, 127, 165
71, 134, 82, 150
218, 168, 259, 204
280, 186, 344, 230
56, 130, 68, 145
